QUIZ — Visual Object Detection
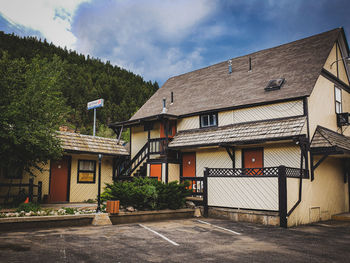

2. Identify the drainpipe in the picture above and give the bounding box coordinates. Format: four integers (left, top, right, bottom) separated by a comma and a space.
287, 142, 305, 217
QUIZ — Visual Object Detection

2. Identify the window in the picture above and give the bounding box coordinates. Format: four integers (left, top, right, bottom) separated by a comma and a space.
200, 113, 217, 128
335, 86, 342, 114
77, 160, 96, 183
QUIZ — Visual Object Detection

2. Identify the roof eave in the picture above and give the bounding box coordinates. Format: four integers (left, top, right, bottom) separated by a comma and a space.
109, 113, 178, 128
169, 135, 304, 150
64, 149, 129, 157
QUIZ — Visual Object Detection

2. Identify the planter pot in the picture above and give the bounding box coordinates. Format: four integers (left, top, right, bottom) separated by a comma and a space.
106, 200, 120, 214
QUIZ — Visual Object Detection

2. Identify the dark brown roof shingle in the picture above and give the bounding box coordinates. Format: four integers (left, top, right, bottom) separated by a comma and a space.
131, 28, 341, 121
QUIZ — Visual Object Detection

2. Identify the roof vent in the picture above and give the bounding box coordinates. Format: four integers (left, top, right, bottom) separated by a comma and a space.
171, 91, 174, 104
265, 78, 285, 91
162, 98, 167, 113
228, 59, 232, 74
248, 57, 252, 71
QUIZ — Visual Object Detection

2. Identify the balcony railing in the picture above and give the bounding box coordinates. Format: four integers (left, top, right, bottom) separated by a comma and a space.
149, 138, 168, 155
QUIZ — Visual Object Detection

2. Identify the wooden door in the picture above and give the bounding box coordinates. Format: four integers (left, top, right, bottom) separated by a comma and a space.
49, 157, 70, 202
150, 164, 162, 181
243, 148, 263, 175
182, 153, 196, 177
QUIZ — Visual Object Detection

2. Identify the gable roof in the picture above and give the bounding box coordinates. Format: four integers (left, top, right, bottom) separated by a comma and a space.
130, 28, 343, 122
169, 116, 306, 149
57, 132, 129, 156
310, 126, 350, 152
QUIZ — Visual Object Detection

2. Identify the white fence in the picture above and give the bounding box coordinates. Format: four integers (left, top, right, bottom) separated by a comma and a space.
208, 177, 279, 211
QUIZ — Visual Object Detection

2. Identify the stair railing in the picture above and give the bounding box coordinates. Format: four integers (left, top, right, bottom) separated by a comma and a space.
119, 142, 149, 176
119, 138, 170, 177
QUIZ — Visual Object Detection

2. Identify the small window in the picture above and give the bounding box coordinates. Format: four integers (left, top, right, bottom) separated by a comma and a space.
200, 113, 217, 128
77, 160, 96, 183
335, 86, 342, 114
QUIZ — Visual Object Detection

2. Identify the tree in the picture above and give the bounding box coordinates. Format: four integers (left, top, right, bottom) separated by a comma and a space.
0, 53, 68, 178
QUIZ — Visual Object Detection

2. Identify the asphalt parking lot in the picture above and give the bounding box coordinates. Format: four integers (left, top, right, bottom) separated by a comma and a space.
1, 218, 350, 263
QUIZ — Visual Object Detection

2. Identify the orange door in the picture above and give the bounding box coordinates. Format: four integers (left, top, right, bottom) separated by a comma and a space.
243, 148, 263, 175
182, 153, 196, 190
182, 153, 196, 177
49, 157, 69, 202
150, 164, 162, 181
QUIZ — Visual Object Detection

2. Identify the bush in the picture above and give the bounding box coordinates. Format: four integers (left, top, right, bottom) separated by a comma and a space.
64, 207, 76, 214
16, 202, 41, 213
101, 177, 191, 210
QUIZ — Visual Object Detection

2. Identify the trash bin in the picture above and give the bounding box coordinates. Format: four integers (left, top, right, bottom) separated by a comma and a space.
106, 200, 120, 214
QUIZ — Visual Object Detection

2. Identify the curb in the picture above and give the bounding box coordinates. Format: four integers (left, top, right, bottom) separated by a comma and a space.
0, 214, 95, 232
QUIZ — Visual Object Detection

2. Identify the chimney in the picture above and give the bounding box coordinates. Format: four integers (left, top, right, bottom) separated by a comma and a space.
171, 92, 174, 104
228, 59, 232, 74
162, 98, 167, 113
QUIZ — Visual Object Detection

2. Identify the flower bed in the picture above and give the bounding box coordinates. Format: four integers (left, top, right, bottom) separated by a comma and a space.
0, 203, 96, 218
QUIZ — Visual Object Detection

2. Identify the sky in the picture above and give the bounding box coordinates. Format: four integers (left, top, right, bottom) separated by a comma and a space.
0, 0, 349, 86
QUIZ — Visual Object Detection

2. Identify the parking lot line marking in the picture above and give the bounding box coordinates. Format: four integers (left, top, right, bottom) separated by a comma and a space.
196, 220, 242, 235
139, 224, 179, 246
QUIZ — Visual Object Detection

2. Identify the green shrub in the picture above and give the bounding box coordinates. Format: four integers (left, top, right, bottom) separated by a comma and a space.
101, 177, 191, 210
16, 202, 41, 213
84, 199, 95, 203
64, 207, 76, 214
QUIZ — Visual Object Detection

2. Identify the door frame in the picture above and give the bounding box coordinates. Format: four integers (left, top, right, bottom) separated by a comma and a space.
181, 152, 196, 177
241, 148, 264, 168
48, 155, 72, 202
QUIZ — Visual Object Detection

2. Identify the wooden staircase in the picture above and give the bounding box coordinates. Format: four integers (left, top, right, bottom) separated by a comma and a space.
118, 138, 168, 178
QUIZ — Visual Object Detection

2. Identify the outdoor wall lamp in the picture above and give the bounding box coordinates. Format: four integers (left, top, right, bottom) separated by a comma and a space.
330, 56, 350, 68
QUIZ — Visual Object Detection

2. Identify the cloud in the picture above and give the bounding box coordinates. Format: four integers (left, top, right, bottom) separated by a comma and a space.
73, 0, 218, 82
0, 0, 90, 49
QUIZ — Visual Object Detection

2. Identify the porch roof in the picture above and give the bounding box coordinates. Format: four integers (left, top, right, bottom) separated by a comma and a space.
168, 116, 306, 149
310, 126, 350, 153
57, 132, 129, 156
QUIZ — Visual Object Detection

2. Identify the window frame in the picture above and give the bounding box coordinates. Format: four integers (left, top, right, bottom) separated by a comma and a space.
334, 85, 342, 114
199, 113, 218, 128
77, 159, 96, 184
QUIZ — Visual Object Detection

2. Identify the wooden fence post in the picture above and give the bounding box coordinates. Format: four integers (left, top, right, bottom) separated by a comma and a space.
29, 178, 34, 202
203, 168, 209, 217
278, 166, 287, 228
37, 181, 42, 203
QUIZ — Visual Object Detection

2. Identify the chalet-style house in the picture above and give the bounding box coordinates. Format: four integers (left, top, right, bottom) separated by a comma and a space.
0, 132, 128, 204
110, 28, 350, 227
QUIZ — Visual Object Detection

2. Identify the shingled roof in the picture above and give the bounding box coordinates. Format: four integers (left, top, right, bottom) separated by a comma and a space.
57, 132, 129, 156
310, 126, 350, 152
130, 28, 342, 121
168, 116, 307, 148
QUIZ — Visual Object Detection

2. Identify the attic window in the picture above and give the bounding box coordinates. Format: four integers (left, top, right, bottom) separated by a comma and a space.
265, 78, 285, 91
200, 113, 218, 128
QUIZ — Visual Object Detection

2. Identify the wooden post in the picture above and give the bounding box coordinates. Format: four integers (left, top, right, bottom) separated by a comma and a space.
29, 178, 34, 202
37, 181, 42, 203
203, 168, 209, 217
97, 154, 102, 213
278, 166, 287, 228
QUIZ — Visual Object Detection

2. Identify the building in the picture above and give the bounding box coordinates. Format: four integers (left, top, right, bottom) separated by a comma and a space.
110, 28, 350, 226
0, 132, 129, 204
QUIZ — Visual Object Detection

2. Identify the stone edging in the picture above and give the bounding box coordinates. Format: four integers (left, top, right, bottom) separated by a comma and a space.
0, 214, 95, 223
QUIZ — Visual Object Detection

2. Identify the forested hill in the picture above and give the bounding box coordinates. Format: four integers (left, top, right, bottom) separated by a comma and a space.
0, 31, 159, 137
